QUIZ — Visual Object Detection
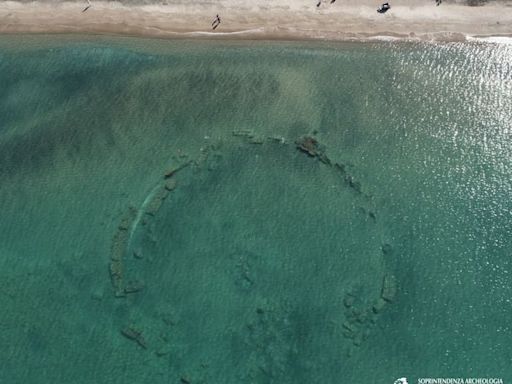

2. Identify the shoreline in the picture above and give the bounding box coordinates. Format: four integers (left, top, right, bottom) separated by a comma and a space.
1, 1, 512, 42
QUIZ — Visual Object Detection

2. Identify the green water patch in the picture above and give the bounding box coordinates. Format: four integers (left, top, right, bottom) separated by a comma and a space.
1, 37, 511, 382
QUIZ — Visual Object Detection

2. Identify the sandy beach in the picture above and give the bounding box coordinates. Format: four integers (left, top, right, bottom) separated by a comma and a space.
0, 0, 511, 41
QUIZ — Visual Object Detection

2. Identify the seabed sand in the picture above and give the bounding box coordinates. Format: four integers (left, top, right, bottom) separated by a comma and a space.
0, 0, 512, 42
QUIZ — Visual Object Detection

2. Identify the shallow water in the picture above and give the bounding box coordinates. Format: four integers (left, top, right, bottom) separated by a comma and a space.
0, 36, 511, 383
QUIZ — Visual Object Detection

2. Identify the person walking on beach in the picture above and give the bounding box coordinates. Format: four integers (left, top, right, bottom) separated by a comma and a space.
82, 0, 91, 12
212, 14, 221, 30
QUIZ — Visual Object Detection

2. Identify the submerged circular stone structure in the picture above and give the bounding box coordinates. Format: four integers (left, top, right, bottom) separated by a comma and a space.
114, 138, 394, 383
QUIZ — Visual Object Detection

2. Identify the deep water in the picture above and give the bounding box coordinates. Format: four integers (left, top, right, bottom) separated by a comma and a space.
0, 36, 511, 383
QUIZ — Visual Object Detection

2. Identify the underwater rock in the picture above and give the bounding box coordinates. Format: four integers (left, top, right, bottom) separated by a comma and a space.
164, 178, 177, 191
381, 243, 393, 255
121, 326, 147, 349
109, 260, 124, 297
342, 320, 358, 334
161, 313, 177, 327
133, 248, 143, 259
109, 206, 140, 297
267, 135, 286, 144
250, 137, 264, 144
354, 309, 370, 324
164, 160, 191, 179
335, 162, 372, 199
349, 306, 363, 318
118, 206, 137, 231
334, 162, 346, 175
232, 129, 254, 138
164, 167, 179, 178
124, 280, 145, 294
381, 274, 398, 302
343, 293, 355, 308
295, 135, 330, 164
296, 136, 319, 157
155, 349, 170, 357
341, 290, 382, 346
342, 325, 358, 340
372, 297, 387, 314
111, 230, 129, 262
344, 175, 362, 193
353, 334, 363, 346
195, 145, 215, 168
145, 186, 170, 216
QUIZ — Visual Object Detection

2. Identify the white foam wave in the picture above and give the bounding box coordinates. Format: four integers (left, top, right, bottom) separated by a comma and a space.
467, 36, 512, 45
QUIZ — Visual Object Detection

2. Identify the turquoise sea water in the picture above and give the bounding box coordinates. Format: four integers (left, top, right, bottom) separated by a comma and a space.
0, 36, 511, 383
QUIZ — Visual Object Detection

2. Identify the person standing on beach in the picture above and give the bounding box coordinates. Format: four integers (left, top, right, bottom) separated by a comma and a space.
212, 14, 221, 30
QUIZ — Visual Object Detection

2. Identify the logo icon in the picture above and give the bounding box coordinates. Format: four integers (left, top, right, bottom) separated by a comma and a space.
394, 378, 408, 384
